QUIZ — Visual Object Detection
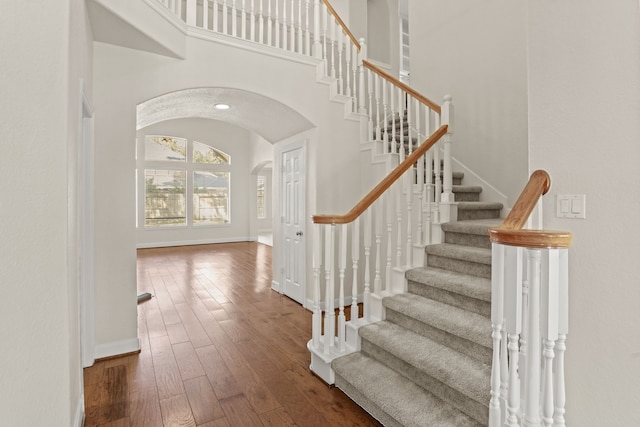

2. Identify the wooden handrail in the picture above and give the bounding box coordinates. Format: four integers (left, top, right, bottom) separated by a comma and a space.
312, 124, 448, 225
489, 170, 573, 249
322, 0, 361, 52
501, 169, 551, 230
363, 60, 441, 114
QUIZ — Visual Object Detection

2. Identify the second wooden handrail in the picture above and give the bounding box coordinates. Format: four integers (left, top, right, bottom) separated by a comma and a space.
312, 124, 448, 225
363, 60, 441, 114
489, 170, 573, 249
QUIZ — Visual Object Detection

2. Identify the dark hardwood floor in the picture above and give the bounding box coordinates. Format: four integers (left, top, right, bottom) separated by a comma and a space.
84, 242, 381, 426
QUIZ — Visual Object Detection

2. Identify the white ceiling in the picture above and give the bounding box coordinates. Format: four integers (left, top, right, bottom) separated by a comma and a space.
137, 87, 314, 143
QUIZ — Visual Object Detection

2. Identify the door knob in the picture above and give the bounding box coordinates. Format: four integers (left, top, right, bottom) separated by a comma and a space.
296, 231, 303, 236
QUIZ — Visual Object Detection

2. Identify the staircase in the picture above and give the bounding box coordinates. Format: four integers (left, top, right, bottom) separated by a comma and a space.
332, 170, 503, 426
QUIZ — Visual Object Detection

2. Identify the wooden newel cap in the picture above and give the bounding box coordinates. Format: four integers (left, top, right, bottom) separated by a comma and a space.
489, 228, 573, 249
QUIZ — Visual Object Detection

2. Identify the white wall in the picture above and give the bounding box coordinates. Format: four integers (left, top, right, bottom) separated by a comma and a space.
408, 0, 529, 206
0, 0, 92, 425
527, 1, 640, 425
136, 118, 253, 247
367, 0, 400, 75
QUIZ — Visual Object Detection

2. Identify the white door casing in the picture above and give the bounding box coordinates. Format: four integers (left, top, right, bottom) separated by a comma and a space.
280, 144, 305, 305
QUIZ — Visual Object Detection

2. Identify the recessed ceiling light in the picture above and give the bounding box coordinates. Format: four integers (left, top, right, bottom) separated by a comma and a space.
214, 103, 231, 110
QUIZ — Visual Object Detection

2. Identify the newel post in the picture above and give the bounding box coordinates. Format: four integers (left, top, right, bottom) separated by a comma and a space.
358, 38, 367, 114
441, 95, 454, 204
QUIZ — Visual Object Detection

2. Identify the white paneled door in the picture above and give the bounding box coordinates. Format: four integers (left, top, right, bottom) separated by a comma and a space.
281, 145, 305, 305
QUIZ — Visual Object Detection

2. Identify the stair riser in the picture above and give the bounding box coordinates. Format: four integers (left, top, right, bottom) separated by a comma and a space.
426, 255, 491, 279
407, 280, 490, 318
457, 209, 501, 220
360, 340, 489, 425
444, 231, 492, 249
453, 192, 480, 202
385, 309, 491, 365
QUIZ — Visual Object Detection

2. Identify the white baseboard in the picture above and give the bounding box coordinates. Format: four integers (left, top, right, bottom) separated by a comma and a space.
137, 236, 255, 249
73, 394, 84, 427
94, 338, 140, 360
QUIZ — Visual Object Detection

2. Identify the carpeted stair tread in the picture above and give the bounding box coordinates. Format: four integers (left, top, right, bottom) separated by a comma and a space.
426, 243, 492, 266
333, 352, 483, 427
406, 267, 491, 303
383, 293, 492, 349
359, 321, 491, 406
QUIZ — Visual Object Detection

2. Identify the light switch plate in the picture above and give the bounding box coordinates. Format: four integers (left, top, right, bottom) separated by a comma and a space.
557, 194, 586, 219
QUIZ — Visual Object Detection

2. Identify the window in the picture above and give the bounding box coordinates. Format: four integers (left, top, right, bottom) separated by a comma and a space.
257, 175, 266, 219
138, 135, 231, 228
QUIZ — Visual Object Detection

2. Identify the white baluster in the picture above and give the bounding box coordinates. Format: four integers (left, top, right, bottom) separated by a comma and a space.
367, 68, 374, 140
312, 224, 322, 348
363, 208, 372, 321
395, 182, 403, 269
553, 248, 569, 427
289, 0, 295, 51
203, 0, 210, 30
524, 248, 542, 427
441, 95, 454, 203
385, 191, 393, 293
248, 0, 254, 40
504, 245, 523, 426
382, 80, 389, 151
258, 0, 264, 44
230, 0, 237, 36
267, 0, 272, 45
186, 0, 197, 25
345, 39, 352, 103
312, 0, 322, 58
337, 224, 347, 352
414, 98, 423, 248
323, 225, 335, 354
542, 339, 555, 427
241, 0, 247, 38
433, 124, 441, 211
176, 0, 182, 19
222, 0, 228, 34
329, 19, 336, 77
214, 0, 220, 32
405, 173, 413, 268
297, 0, 303, 53
375, 74, 382, 145
275, 0, 280, 48
506, 333, 521, 426
390, 83, 397, 155
424, 147, 433, 245
489, 243, 505, 427
282, 0, 289, 50
351, 218, 360, 321
304, 0, 311, 55
520, 273, 529, 409
374, 201, 382, 296
541, 249, 561, 427
321, 4, 327, 73
553, 335, 567, 427
337, 31, 344, 94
